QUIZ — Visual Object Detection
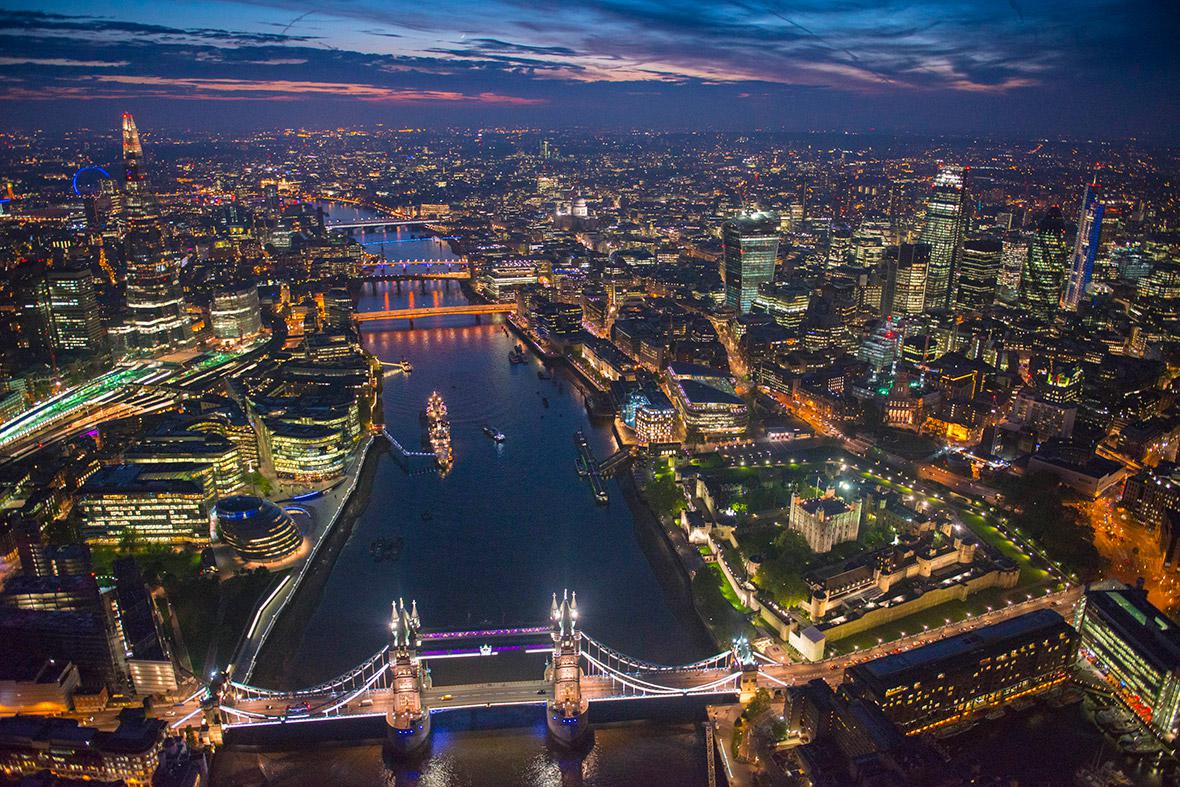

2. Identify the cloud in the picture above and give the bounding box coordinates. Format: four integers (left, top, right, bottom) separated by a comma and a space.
0, 1, 1174, 137
0, 57, 129, 68
65, 74, 546, 105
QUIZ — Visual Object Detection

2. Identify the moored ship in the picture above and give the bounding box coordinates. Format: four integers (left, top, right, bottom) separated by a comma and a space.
425, 391, 452, 473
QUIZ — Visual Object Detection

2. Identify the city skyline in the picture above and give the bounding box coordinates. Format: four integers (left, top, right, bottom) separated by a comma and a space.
0, 1, 1177, 138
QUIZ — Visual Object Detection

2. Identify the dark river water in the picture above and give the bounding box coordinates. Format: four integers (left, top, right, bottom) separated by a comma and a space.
221, 202, 715, 785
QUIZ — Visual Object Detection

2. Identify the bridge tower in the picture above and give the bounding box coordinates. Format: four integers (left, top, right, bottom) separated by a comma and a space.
385, 599, 431, 755
733, 635, 760, 705
545, 590, 590, 746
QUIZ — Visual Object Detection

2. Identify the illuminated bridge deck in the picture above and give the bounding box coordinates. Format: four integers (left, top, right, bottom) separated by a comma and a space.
354, 304, 515, 322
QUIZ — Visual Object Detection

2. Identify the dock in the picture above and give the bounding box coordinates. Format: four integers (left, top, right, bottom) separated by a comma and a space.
574, 430, 609, 504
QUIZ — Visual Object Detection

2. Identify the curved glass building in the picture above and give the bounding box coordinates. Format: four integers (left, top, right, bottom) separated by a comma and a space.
215, 496, 302, 563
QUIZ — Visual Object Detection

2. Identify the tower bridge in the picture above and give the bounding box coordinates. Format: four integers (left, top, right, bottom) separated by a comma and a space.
202, 592, 774, 754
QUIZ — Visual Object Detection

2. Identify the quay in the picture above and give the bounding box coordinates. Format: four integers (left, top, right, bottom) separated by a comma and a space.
574, 430, 609, 504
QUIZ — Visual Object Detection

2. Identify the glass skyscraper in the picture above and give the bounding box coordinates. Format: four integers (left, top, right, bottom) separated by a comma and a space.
886, 243, 930, 316
121, 113, 193, 355
722, 210, 779, 313
954, 238, 1002, 310
1060, 181, 1104, 311
919, 165, 969, 312
1021, 207, 1070, 319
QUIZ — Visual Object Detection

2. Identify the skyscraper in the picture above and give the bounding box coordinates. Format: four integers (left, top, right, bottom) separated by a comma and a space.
722, 210, 779, 313
954, 239, 1002, 310
1021, 207, 1070, 319
885, 243, 930, 316
919, 165, 969, 312
1060, 182, 1104, 311
45, 264, 106, 356
120, 113, 192, 354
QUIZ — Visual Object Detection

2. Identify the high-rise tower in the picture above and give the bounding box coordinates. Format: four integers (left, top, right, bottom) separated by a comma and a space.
1021, 207, 1070, 319
1059, 181, 1104, 311
120, 113, 193, 354
919, 165, 969, 313
722, 210, 779, 313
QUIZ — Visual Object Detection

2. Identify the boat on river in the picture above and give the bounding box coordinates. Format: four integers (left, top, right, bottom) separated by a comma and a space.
509, 347, 527, 364
424, 391, 453, 473
482, 426, 506, 442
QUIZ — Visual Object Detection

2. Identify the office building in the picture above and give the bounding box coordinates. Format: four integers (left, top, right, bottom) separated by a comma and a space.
0, 657, 80, 715
1060, 182, 1105, 311
0, 715, 167, 784
44, 265, 106, 356
0, 608, 128, 693
113, 559, 179, 696
788, 487, 862, 554
1020, 207, 1070, 319
215, 496, 303, 564
210, 284, 262, 342
920, 165, 969, 312
885, 243, 930, 315
846, 609, 1076, 734
1074, 582, 1180, 742
954, 238, 1002, 310
662, 362, 748, 438
76, 464, 212, 545
1123, 462, 1180, 531
123, 430, 246, 496
750, 283, 811, 330
722, 211, 779, 313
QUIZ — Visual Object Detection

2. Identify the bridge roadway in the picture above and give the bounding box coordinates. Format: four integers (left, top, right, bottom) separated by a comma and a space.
204, 584, 1080, 732
354, 303, 515, 322
326, 218, 433, 230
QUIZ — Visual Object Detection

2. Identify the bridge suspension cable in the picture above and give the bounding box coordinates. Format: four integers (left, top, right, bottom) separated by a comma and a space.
581, 635, 731, 672
228, 646, 389, 700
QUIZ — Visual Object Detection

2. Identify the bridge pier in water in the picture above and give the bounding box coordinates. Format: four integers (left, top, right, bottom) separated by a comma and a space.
546, 590, 591, 747
385, 599, 431, 756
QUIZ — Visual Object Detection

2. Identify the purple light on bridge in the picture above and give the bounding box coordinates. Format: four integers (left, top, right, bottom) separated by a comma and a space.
420, 625, 549, 641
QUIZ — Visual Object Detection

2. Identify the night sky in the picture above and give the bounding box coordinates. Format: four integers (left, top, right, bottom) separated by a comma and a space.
0, 0, 1177, 136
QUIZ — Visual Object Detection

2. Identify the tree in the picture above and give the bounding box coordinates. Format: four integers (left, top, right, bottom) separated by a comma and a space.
248, 470, 273, 498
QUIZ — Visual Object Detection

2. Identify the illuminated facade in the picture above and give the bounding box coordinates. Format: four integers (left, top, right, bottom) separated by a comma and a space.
919, 165, 968, 312
120, 113, 193, 354
954, 238, 1002, 310
1020, 207, 1069, 318
722, 211, 779, 313
663, 362, 748, 438
1074, 582, 1180, 743
44, 266, 105, 355
211, 284, 263, 342
76, 465, 211, 545
262, 422, 349, 481
215, 495, 303, 563
0, 715, 166, 785
788, 488, 862, 553
1060, 182, 1104, 311
846, 609, 1076, 734
886, 243, 930, 315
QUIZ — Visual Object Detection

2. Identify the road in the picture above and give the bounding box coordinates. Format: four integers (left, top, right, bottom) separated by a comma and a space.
205, 584, 1080, 730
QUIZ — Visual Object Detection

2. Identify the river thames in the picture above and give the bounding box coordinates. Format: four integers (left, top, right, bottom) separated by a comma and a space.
221, 203, 718, 785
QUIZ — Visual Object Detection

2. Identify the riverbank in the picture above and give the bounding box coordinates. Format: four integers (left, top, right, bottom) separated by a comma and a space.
246, 436, 386, 688
616, 468, 720, 656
